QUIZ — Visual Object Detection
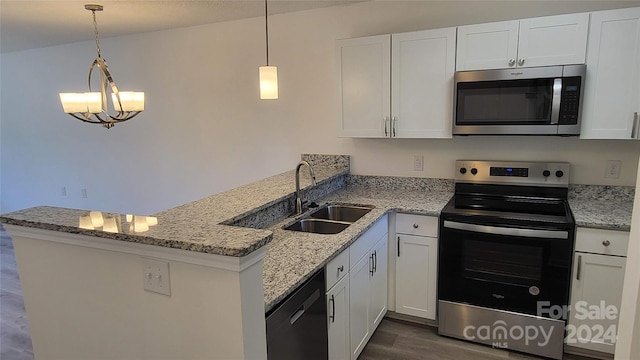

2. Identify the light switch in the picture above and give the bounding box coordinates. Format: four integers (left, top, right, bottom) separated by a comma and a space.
142, 258, 171, 296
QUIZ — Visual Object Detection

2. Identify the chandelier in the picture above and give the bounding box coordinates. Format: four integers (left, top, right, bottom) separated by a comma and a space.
59, 4, 144, 129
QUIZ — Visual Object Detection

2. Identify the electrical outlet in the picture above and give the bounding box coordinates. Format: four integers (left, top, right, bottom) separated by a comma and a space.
61, 186, 67, 196
413, 155, 424, 172
605, 160, 622, 179
81, 188, 88, 198
142, 258, 171, 296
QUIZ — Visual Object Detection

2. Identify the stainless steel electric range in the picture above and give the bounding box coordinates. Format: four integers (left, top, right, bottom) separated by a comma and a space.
438, 160, 575, 360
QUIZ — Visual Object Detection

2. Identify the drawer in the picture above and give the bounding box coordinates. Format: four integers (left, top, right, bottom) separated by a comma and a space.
575, 227, 629, 257
396, 213, 438, 237
350, 214, 388, 269
326, 249, 349, 290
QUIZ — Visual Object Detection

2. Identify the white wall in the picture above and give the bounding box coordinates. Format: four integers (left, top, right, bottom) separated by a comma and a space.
2, 0, 640, 215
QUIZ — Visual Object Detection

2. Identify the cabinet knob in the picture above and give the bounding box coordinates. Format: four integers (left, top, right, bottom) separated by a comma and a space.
508, 59, 516, 67
413, 224, 419, 229
602, 240, 611, 247
518, 58, 525, 66
338, 265, 344, 272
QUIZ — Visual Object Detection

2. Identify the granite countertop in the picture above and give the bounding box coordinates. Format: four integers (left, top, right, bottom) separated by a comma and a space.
0, 154, 634, 313
569, 184, 635, 232
0, 155, 350, 257
263, 181, 454, 312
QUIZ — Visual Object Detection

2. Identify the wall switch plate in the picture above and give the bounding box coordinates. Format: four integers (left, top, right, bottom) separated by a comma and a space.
142, 258, 171, 296
81, 188, 88, 198
413, 155, 424, 171
61, 186, 67, 196
605, 160, 622, 179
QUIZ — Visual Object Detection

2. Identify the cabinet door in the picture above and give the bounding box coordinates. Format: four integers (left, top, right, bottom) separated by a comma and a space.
391, 28, 455, 138
349, 253, 371, 360
395, 234, 437, 320
327, 275, 350, 360
456, 20, 519, 71
370, 235, 388, 328
581, 7, 640, 139
336, 35, 391, 138
569, 252, 627, 354
517, 13, 589, 68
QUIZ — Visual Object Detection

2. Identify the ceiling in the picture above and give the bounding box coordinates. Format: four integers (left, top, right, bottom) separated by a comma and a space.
0, 0, 366, 53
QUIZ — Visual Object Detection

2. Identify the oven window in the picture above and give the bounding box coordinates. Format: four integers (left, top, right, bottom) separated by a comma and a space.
463, 240, 543, 287
456, 79, 553, 125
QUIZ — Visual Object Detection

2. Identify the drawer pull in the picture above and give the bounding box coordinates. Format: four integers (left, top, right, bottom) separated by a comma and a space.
413, 224, 419, 229
602, 240, 611, 247
576, 255, 582, 281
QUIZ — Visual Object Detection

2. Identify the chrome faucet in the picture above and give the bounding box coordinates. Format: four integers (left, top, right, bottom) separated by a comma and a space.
295, 160, 317, 214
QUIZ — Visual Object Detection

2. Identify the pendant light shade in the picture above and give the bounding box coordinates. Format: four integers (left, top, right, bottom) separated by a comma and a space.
259, 0, 278, 100
259, 66, 278, 100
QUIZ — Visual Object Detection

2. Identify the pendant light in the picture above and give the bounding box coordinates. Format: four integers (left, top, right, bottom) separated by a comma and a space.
59, 4, 144, 129
259, 0, 278, 100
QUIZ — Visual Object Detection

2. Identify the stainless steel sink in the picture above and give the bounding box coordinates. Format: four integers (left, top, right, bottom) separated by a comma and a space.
284, 218, 351, 235
284, 204, 374, 235
308, 204, 374, 223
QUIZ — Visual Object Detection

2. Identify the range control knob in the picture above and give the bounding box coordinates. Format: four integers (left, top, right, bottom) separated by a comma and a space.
556, 170, 564, 178
459, 167, 467, 174
471, 168, 478, 175
543, 170, 551, 177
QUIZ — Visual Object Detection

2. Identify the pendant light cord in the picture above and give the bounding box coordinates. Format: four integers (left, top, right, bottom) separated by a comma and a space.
264, 0, 269, 66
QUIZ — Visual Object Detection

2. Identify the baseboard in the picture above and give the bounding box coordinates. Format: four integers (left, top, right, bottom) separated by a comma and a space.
385, 311, 438, 328
564, 345, 614, 360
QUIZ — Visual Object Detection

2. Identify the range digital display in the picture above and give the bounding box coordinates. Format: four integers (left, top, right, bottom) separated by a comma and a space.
490, 167, 529, 177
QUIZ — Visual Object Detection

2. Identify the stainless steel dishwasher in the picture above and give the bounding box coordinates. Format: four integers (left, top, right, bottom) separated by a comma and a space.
266, 269, 328, 359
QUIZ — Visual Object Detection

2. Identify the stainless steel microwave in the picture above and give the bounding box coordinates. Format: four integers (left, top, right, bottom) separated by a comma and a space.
453, 65, 586, 136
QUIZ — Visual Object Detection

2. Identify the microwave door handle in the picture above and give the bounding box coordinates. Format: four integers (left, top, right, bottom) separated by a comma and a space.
550, 78, 562, 125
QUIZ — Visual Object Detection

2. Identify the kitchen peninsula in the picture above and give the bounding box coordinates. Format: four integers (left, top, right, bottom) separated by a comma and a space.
1, 154, 633, 360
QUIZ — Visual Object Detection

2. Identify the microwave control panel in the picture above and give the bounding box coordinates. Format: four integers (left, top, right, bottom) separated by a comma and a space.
559, 77, 582, 125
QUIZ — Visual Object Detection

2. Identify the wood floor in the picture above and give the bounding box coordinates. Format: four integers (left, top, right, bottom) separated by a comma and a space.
0, 227, 597, 360
359, 318, 597, 360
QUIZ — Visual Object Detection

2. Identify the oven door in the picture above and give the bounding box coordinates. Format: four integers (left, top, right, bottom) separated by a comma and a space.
438, 218, 574, 317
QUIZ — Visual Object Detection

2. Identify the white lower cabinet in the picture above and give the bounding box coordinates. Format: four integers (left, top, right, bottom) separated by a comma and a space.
349, 215, 388, 360
394, 214, 438, 320
327, 275, 350, 360
325, 215, 388, 360
567, 228, 629, 354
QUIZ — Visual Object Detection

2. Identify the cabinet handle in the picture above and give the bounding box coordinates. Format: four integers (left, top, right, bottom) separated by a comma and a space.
336, 265, 344, 277
329, 294, 335, 323
384, 117, 389, 136
372, 250, 377, 273
508, 59, 516, 67
576, 255, 582, 281
392, 117, 397, 137
369, 254, 374, 276
633, 112, 639, 139
518, 58, 525, 66
602, 240, 611, 247
413, 224, 419, 229
397, 236, 400, 257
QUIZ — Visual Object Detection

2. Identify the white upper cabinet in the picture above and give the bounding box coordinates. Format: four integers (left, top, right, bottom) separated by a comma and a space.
456, 13, 589, 71
580, 7, 640, 140
392, 28, 456, 138
336, 35, 391, 138
336, 28, 456, 138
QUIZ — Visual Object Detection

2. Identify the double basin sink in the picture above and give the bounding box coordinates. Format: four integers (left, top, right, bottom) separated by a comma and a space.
284, 204, 374, 234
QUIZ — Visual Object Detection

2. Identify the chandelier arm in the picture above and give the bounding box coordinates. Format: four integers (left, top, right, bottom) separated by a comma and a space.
68, 112, 105, 124
88, 58, 124, 113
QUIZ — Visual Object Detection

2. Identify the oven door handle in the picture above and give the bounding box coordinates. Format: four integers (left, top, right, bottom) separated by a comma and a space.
443, 220, 569, 239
